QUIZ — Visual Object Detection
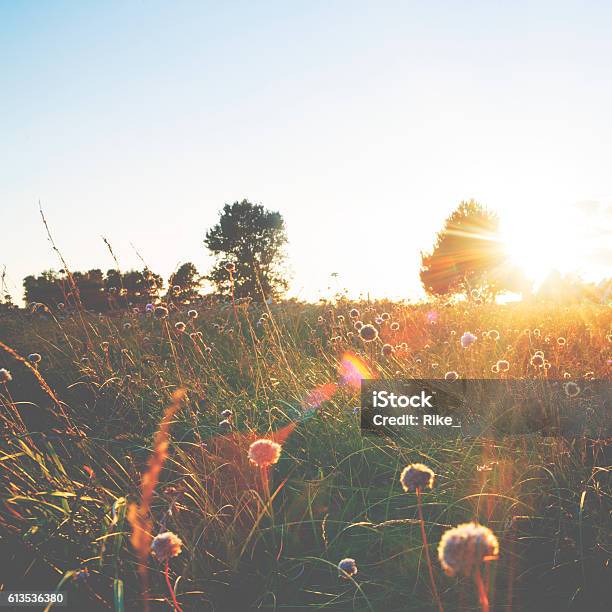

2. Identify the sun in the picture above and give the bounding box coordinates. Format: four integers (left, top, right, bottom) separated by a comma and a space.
499, 212, 580, 286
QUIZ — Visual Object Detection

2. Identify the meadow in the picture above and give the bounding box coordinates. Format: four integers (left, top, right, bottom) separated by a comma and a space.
1, 297, 610, 611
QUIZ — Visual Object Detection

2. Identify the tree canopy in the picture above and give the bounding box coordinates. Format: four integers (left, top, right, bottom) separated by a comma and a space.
420, 200, 525, 299
204, 199, 288, 300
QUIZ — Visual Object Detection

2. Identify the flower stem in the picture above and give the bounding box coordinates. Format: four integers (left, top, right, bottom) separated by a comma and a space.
416, 488, 444, 612
164, 560, 182, 612
474, 566, 489, 612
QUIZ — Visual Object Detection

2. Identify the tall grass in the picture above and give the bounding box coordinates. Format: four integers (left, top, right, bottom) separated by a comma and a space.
0, 298, 610, 610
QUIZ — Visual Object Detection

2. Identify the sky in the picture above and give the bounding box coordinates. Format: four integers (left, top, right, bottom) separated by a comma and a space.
1, 1, 611, 303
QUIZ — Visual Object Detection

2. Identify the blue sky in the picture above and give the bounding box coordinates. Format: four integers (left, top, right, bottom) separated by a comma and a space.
1, 1, 611, 302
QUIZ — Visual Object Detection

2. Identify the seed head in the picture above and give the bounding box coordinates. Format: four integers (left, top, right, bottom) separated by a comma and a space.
0, 368, 12, 383
338, 558, 358, 579
496, 360, 510, 373
218, 419, 232, 431
445, 370, 458, 381
248, 439, 282, 467
530, 354, 544, 367
400, 463, 435, 493
438, 522, 499, 577
224, 262, 235, 273
460, 331, 477, 348
151, 531, 183, 562
564, 381, 580, 397
188, 309, 198, 319
174, 321, 186, 332
349, 308, 360, 319
390, 322, 400, 331
28, 353, 42, 364
154, 306, 169, 319
381, 343, 394, 357
488, 330, 499, 341
359, 324, 378, 342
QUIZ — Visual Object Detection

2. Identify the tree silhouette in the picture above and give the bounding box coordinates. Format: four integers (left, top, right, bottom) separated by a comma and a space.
23, 268, 162, 311
167, 262, 202, 303
204, 200, 288, 300
420, 200, 521, 299
23, 271, 65, 307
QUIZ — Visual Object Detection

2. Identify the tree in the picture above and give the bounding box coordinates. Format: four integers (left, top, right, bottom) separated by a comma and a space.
420, 200, 520, 299
106, 268, 162, 307
167, 262, 202, 303
204, 200, 288, 300
23, 270, 65, 307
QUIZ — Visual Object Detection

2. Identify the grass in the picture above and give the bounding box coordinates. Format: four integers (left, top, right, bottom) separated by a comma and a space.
0, 297, 610, 611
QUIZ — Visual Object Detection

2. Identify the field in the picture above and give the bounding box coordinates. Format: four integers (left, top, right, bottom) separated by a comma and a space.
0, 298, 610, 611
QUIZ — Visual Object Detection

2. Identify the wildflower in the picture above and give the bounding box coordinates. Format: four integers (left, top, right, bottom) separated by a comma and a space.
145, 303, 154, 313
445, 370, 458, 381
381, 343, 394, 357
218, 419, 232, 431
359, 324, 378, 342
460, 331, 477, 348
349, 308, 360, 319
0, 368, 12, 383
563, 372, 571, 379
224, 262, 235, 273
557, 337, 566, 346
530, 354, 544, 367
438, 522, 499, 577
375, 317, 384, 325
151, 531, 183, 562
248, 439, 282, 467
381, 312, 390, 321
188, 309, 198, 319
488, 330, 499, 341
491, 364, 499, 373
564, 381, 580, 397
28, 353, 42, 364
338, 558, 358, 579
174, 321, 186, 332
354, 320, 364, 331
496, 360, 510, 373
154, 306, 169, 319
400, 463, 435, 493
123, 322, 131, 330
390, 322, 400, 331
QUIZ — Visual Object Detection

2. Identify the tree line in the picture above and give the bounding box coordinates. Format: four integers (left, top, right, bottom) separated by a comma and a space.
1, 199, 608, 312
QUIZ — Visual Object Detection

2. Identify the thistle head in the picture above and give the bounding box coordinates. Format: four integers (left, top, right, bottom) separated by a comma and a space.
248, 439, 282, 467
151, 531, 183, 562
400, 463, 435, 493
438, 522, 499, 577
